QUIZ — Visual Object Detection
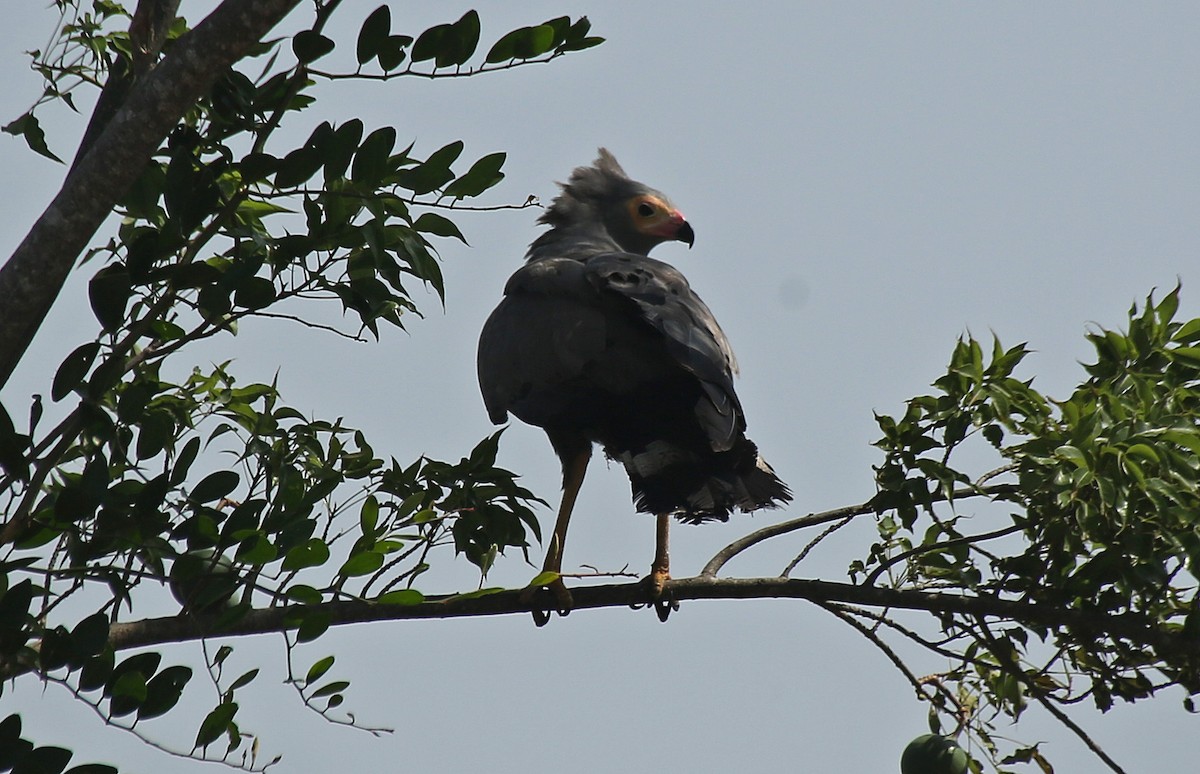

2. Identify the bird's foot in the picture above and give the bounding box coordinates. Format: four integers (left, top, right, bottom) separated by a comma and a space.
640, 567, 678, 623
520, 576, 573, 627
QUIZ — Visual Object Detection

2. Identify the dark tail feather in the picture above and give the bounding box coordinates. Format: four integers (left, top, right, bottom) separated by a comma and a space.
622, 438, 791, 523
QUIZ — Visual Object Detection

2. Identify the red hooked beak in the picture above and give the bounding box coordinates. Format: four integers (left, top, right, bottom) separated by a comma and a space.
662, 209, 695, 248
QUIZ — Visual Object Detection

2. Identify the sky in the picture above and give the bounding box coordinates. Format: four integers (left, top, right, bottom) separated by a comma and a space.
2, 2, 1199, 772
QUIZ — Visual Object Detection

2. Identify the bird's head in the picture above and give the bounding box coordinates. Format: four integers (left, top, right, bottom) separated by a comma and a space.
538, 148, 694, 255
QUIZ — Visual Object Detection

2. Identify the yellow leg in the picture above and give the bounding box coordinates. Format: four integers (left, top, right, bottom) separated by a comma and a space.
644, 513, 677, 622
525, 445, 589, 625
648, 512, 671, 595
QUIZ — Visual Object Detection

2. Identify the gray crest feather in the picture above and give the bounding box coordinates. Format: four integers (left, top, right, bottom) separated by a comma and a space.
538, 148, 635, 229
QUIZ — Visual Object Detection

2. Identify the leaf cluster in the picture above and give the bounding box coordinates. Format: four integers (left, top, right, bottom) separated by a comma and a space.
1, 2, 595, 769
864, 286, 1200, 769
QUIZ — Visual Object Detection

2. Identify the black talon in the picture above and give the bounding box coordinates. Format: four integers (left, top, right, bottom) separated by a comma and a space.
653, 597, 678, 623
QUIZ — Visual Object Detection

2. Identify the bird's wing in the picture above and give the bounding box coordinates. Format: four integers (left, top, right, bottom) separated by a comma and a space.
477, 256, 609, 425
584, 252, 744, 449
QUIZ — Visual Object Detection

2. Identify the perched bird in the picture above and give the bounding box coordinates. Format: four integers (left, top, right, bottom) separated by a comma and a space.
477, 149, 790, 622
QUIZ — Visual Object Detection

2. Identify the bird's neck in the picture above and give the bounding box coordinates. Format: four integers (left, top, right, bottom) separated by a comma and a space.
526, 223, 623, 262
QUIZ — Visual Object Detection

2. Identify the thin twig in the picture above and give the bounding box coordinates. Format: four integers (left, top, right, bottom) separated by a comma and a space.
41, 671, 278, 772
703, 484, 1018, 579
247, 312, 369, 341
559, 565, 639, 580
281, 629, 393, 736
818, 600, 924, 687
781, 515, 853, 577
975, 464, 1016, 487
308, 53, 566, 82
701, 502, 875, 578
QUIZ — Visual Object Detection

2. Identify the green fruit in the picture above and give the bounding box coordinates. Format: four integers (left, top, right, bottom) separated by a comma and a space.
900, 734, 969, 774
169, 549, 239, 613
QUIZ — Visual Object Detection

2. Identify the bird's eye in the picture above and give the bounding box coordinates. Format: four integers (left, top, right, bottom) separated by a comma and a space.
636, 201, 656, 218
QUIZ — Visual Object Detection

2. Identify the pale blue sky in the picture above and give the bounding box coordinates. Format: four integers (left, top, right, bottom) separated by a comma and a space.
2, 2, 1198, 771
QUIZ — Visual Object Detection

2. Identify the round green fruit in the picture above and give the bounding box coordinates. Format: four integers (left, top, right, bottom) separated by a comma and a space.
900, 734, 969, 774
169, 549, 239, 613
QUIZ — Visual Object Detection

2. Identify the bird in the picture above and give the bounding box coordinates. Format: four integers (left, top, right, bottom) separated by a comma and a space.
477, 149, 791, 623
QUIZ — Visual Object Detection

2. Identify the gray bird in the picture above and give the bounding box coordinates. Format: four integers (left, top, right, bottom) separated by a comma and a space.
477, 149, 790, 622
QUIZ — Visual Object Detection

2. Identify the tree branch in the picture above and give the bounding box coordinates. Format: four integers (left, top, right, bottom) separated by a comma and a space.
106, 575, 1190, 659
700, 502, 875, 577
0, 0, 304, 388
700, 483, 1019, 578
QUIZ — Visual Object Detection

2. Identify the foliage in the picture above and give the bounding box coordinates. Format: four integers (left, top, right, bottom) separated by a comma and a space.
861, 285, 1200, 771
0, 1, 593, 769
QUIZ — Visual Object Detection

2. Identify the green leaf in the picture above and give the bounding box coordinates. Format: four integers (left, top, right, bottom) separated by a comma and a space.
1054, 445, 1089, 470
88, 266, 132, 333
560, 35, 604, 53
236, 532, 277, 565
296, 610, 330, 643
412, 23, 446, 63
293, 30, 335, 63
195, 702, 238, 748
0, 402, 30, 481
281, 539, 330, 571
232, 276, 276, 310
485, 28, 519, 63
376, 589, 424, 605
163, 149, 217, 232
352, 126, 397, 187
52, 343, 101, 402
413, 213, 467, 243
135, 410, 174, 460
197, 283, 232, 321
38, 627, 73, 672
1170, 346, 1200, 365
190, 470, 240, 503
515, 25, 557, 58
274, 146, 323, 188
566, 16, 592, 42
440, 10, 481, 67
107, 652, 161, 695
138, 665, 192, 720
12, 746, 73, 774
442, 151, 506, 199
306, 656, 335, 683
1124, 443, 1160, 464
229, 668, 259, 691
170, 436, 201, 485
324, 120, 364, 182
109, 670, 148, 716
395, 140, 463, 194
310, 680, 350, 699
70, 613, 110, 659
541, 16, 572, 45
286, 584, 322, 604
486, 25, 558, 63
356, 5, 391, 64
3, 111, 63, 163
78, 650, 114, 692
1172, 317, 1200, 344
528, 571, 561, 588
338, 551, 384, 577
0, 713, 21, 745
378, 35, 412, 71
116, 379, 156, 423
360, 496, 379, 536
